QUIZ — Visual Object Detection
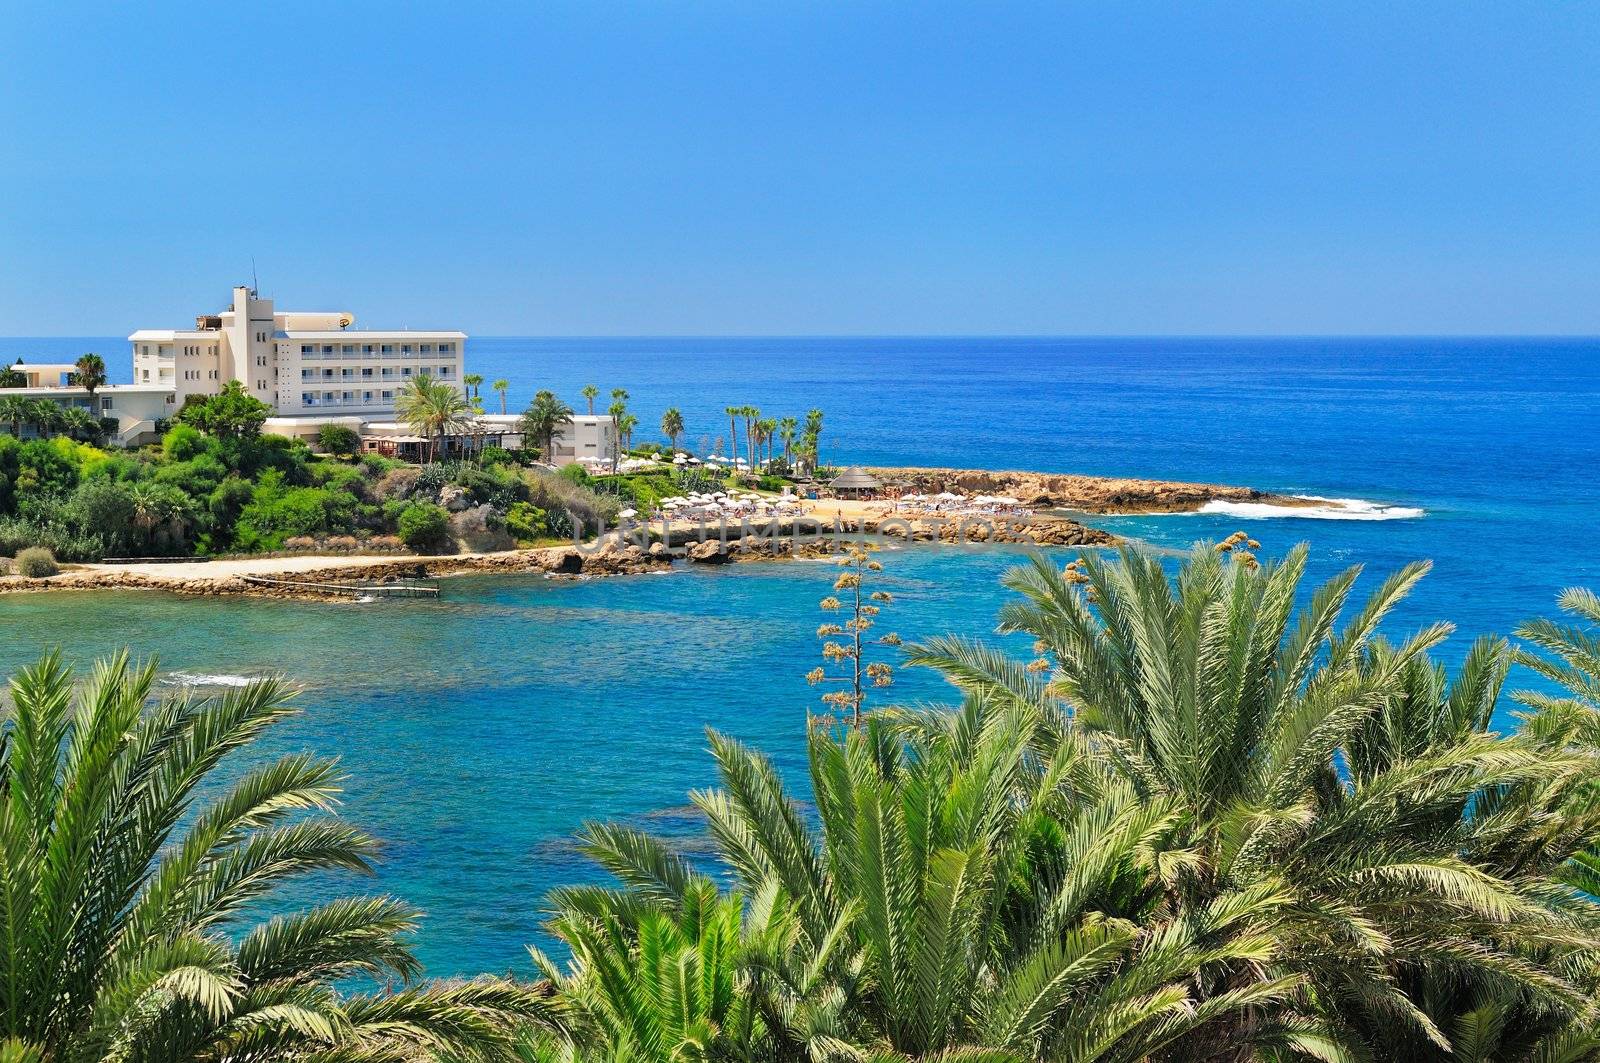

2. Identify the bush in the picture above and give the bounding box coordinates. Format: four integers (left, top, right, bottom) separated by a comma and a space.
318, 424, 361, 457
504, 501, 550, 542
0, 556, 9, 575
397, 502, 451, 553
373, 466, 421, 502
15, 547, 59, 578
162, 423, 208, 461
558, 463, 591, 486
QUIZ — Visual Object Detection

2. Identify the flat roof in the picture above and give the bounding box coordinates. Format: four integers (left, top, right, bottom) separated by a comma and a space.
128, 330, 219, 341
279, 330, 467, 340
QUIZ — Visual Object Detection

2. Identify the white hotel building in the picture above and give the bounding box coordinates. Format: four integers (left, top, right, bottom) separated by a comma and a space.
4, 285, 616, 461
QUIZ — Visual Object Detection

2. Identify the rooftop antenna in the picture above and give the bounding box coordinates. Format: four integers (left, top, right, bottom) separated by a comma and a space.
251, 257, 259, 295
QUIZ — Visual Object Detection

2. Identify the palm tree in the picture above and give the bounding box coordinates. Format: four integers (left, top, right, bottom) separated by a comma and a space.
521, 389, 575, 464
661, 406, 684, 453
725, 406, 741, 469
581, 384, 599, 415
756, 417, 777, 469
560, 713, 1306, 1060
0, 394, 31, 436
57, 406, 100, 443
616, 412, 637, 458
905, 543, 1600, 1058
740, 405, 760, 469
804, 408, 824, 465
395, 374, 471, 463
779, 415, 798, 466
463, 372, 484, 402
493, 378, 510, 414
0, 651, 541, 1062
23, 399, 64, 438
72, 352, 107, 398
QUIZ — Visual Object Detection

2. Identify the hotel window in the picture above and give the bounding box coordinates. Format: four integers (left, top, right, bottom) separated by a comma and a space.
142, 370, 150, 381
362, 367, 373, 377
301, 369, 312, 380
101, 399, 112, 412
341, 368, 354, 378
438, 366, 452, 377
302, 392, 315, 406
381, 390, 393, 401
362, 390, 373, 402
401, 367, 412, 377
381, 368, 395, 378
401, 344, 413, 354
301, 344, 314, 354
363, 344, 376, 353
439, 343, 454, 353
381, 344, 393, 354
322, 344, 334, 354
341, 391, 354, 402
322, 369, 334, 379
342, 344, 355, 354
420, 343, 433, 353
323, 391, 336, 403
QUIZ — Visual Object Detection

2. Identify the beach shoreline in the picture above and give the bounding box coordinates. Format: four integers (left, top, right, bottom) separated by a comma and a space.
0, 467, 1312, 601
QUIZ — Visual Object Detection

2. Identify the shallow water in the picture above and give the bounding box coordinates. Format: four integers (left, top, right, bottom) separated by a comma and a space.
3, 335, 1598, 974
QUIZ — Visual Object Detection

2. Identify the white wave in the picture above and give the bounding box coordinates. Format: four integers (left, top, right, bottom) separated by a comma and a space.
164, 672, 255, 688
1197, 496, 1425, 521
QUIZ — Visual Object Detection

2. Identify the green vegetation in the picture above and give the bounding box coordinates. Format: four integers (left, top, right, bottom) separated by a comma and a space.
0, 388, 622, 562
397, 500, 451, 552
317, 422, 361, 457
0, 652, 542, 1061
518, 543, 1600, 1061
13, 546, 57, 577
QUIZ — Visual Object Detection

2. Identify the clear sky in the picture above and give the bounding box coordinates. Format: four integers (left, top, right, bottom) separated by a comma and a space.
2, 2, 1596, 336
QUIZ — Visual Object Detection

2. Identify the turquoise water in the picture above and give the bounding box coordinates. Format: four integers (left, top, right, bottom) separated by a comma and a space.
3, 335, 1598, 974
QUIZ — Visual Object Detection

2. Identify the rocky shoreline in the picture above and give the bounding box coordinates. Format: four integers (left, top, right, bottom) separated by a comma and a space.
0, 510, 1117, 603
866, 466, 1314, 514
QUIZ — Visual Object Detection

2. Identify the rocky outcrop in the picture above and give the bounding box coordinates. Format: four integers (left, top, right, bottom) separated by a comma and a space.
449, 505, 516, 553
866, 466, 1311, 514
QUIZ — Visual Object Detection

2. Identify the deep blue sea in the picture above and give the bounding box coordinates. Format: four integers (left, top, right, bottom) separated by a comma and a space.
2, 336, 1597, 976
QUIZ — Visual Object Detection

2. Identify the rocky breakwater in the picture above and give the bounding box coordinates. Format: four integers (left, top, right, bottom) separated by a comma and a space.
868, 467, 1314, 514
859, 512, 1116, 547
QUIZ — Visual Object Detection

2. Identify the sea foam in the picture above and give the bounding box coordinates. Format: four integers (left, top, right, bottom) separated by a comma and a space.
164, 672, 256, 688
1197, 496, 1425, 521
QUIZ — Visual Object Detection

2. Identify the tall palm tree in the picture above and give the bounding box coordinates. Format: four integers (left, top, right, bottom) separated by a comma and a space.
779, 415, 798, 466
581, 384, 599, 415
756, 417, 777, 468
741, 406, 761, 469
493, 378, 510, 414
0, 651, 542, 1062
905, 543, 1600, 1059
463, 372, 484, 402
725, 406, 741, 468
395, 375, 471, 463
661, 406, 684, 453
521, 390, 575, 464
57, 406, 101, 443
72, 353, 107, 398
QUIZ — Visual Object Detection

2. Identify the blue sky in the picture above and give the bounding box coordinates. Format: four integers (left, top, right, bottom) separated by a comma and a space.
2, 2, 1596, 335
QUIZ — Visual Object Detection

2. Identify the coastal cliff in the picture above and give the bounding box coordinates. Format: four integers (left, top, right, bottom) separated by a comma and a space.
867, 466, 1312, 514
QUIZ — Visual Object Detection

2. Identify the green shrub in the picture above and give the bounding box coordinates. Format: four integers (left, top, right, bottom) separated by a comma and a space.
757, 474, 790, 492
162, 423, 207, 461
0, 556, 9, 575
318, 424, 361, 457
15, 546, 59, 578
504, 501, 550, 542
397, 502, 451, 553
558, 463, 591, 486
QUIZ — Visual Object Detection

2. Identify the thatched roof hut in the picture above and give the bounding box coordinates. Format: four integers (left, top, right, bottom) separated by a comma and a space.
830, 466, 882, 498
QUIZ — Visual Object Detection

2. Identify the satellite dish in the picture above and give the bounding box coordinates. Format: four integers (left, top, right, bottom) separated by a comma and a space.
338, 314, 353, 330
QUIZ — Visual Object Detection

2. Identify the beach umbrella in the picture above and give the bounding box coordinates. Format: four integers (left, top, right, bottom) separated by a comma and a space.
619, 508, 637, 519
